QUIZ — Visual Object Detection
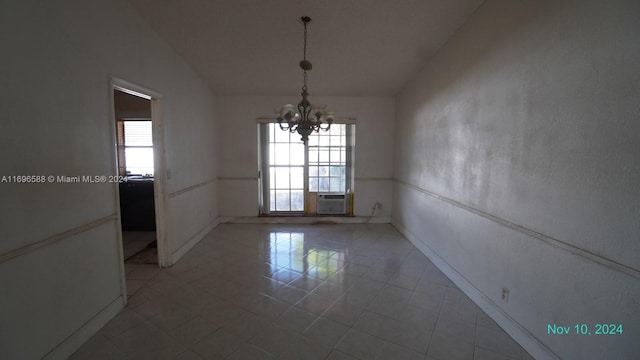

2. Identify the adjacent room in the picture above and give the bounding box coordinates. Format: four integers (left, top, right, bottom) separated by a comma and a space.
113, 89, 159, 268
1, 1, 638, 359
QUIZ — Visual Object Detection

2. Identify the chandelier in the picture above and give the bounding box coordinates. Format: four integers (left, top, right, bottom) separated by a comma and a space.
277, 16, 334, 144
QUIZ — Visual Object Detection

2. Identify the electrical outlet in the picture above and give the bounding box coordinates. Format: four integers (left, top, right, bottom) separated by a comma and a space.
502, 288, 510, 303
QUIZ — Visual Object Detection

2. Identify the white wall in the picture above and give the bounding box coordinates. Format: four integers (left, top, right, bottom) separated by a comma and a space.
0, 1, 218, 359
216, 96, 394, 220
392, 1, 640, 359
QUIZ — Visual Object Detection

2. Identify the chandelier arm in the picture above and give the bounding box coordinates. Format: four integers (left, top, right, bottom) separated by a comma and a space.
318, 120, 333, 131
277, 120, 290, 131
278, 117, 298, 132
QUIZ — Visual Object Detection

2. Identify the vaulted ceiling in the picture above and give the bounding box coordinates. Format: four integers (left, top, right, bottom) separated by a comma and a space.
128, 0, 482, 96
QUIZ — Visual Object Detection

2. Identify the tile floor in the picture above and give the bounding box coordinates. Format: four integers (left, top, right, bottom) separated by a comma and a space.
71, 224, 534, 360
123, 231, 158, 265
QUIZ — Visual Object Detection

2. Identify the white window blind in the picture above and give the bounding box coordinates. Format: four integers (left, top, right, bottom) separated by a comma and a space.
117, 120, 154, 176
124, 121, 153, 146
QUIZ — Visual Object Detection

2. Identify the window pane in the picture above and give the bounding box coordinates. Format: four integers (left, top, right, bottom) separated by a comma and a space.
275, 167, 290, 189
291, 167, 304, 189
274, 127, 290, 143
309, 166, 318, 176
308, 149, 318, 163
319, 166, 329, 176
291, 191, 304, 211
330, 166, 342, 176
290, 143, 304, 165
330, 150, 340, 162
309, 177, 318, 192
275, 191, 290, 211
319, 135, 330, 146
274, 144, 289, 165
308, 134, 318, 146
125, 147, 154, 175
269, 143, 275, 165
270, 190, 276, 211
269, 168, 275, 189
330, 177, 341, 192
319, 149, 329, 162
330, 135, 341, 146
319, 178, 329, 192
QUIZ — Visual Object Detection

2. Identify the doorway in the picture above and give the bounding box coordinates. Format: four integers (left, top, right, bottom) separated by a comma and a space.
110, 78, 169, 300
114, 89, 157, 265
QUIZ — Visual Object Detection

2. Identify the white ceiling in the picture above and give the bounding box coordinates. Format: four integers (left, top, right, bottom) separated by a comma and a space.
128, 0, 482, 96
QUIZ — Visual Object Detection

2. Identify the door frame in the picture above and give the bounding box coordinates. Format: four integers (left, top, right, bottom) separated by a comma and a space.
109, 77, 170, 300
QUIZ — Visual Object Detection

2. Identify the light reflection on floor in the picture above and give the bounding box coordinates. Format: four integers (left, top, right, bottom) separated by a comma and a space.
269, 231, 346, 285
71, 224, 532, 360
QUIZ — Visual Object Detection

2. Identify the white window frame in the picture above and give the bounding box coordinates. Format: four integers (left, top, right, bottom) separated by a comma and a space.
258, 121, 355, 215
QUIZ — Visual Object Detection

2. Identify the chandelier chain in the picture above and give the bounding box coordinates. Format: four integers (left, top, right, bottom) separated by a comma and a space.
302, 18, 308, 91
303, 18, 308, 62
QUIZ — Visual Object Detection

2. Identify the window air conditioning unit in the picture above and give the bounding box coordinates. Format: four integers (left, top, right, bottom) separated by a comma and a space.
317, 193, 347, 215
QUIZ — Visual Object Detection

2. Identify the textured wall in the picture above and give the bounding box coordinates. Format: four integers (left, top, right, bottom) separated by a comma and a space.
393, 1, 640, 359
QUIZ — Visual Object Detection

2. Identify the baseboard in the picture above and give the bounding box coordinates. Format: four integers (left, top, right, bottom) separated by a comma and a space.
391, 218, 559, 360
171, 217, 220, 264
44, 295, 125, 360
218, 216, 392, 224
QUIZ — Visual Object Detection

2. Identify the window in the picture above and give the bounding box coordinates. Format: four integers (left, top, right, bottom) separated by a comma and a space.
259, 123, 354, 214
268, 125, 305, 212
308, 125, 347, 193
116, 120, 154, 176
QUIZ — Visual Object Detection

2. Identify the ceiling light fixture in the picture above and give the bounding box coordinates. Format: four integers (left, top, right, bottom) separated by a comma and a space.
277, 16, 333, 144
